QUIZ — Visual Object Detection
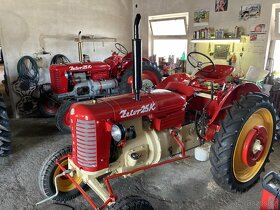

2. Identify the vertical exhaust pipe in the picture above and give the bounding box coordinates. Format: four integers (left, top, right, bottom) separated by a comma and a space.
132, 14, 142, 101
78, 31, 83, 63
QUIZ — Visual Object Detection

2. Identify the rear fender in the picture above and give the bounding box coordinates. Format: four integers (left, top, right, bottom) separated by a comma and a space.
208, 83, 261, 125
121, 54, 151, 76
157, 73, 191, 89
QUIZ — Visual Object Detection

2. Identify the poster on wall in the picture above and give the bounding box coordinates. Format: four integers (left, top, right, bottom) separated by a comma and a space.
193, 10, 209, 27
249, 23, 266, 41
239, 4, 261, 21
250, 24, 266, 33
215, 0, 228, 12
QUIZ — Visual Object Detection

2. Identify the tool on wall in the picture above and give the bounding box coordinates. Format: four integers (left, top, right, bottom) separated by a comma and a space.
13, 56, 40, 116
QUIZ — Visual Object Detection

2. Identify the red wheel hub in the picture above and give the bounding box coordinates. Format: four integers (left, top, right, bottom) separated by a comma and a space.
242, 125, 268, 167
64, 110, 71, 127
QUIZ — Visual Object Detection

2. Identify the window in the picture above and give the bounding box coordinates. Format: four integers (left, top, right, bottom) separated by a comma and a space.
149, 13, 188, 65
272, 7, 280, 75
150, 18, 187, 36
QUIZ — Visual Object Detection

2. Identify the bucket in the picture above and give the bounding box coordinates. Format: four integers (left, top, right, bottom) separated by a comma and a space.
194, 143, 211, 161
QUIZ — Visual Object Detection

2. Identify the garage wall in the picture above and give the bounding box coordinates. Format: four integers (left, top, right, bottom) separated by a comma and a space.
133, 0, 279, 75
0, 0, 132, 117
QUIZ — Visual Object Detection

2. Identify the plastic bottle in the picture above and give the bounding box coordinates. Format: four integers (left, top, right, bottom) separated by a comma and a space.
182, 51, 186, 61
231, 53, 237, 67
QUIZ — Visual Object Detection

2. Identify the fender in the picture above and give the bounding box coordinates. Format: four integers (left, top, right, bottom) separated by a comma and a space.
121, 52, 150, 75
208, 82, 261, 125
157, 73, 191, 89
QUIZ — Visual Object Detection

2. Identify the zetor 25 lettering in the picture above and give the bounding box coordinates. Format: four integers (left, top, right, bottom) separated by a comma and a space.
120, 102, 156, 118
69, 65, 92, 71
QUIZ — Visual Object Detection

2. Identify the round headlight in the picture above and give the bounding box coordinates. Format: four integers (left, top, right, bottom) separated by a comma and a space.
111, 124, 126, 142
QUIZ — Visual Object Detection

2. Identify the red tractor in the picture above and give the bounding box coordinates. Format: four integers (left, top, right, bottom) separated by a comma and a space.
37, 14, 278, 209
50, 32, 161, 133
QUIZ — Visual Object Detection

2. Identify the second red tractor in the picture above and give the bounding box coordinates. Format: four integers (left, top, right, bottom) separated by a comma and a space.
50, 35, 161, 133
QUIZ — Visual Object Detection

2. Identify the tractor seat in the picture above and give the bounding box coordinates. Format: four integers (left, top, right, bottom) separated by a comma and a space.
195, 64, 234, 83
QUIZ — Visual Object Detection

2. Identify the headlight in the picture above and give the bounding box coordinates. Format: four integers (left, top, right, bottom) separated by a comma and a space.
111, 124, 126, 142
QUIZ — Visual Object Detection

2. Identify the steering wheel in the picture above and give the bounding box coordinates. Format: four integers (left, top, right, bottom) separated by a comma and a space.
187, 51, 215, 73
115, 43, 128, 55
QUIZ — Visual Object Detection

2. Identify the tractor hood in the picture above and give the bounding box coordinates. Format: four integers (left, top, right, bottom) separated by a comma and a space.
70, 89, 186, 123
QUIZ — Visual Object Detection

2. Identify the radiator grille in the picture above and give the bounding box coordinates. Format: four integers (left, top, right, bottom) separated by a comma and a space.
75, 119, 97, 168
54, 71, 62, 91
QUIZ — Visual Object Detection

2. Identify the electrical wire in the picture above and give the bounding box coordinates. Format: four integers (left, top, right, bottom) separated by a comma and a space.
17, 56, 39, 83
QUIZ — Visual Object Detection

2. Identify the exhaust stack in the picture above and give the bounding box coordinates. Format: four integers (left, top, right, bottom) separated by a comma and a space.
132, 14, 142, 101
77, 31, 83, 63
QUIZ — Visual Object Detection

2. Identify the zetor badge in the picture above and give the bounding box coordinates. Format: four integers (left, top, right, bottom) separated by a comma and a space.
120, 102, 156, 118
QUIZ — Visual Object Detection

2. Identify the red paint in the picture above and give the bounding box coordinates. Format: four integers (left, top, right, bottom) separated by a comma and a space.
171, 131, 185, 157
50, 62, 110, 94
63, 109, 71, 127
260, 189, 279, 210
70, 90, 186, 172
242, 125, 267, 167
196, 64, 234, 83
50, 51, 156, 95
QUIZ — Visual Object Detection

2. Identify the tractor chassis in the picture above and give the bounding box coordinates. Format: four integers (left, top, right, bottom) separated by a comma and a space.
37, 131, 190, 210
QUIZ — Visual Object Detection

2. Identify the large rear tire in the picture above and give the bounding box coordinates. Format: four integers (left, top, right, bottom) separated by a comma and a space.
0, 95, 10, 157
38, 145, 86, 202
55, 101, 73, 134
108, 196, 154, 210
210, 92, 277, 192
119, 62, 161, 94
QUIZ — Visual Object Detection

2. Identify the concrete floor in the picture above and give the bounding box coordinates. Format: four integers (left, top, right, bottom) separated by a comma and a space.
1, 118, 280, 210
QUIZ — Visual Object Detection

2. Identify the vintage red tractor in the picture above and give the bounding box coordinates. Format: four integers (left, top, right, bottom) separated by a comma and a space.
37, 14, 278, 209
50, 32, 161, 133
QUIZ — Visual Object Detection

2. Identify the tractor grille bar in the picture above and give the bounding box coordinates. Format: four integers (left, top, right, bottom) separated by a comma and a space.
75, 119, 97, 168
54, 71, 62, 91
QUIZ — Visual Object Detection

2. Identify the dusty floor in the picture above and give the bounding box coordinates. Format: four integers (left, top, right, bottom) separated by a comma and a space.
0, 117, 280, 210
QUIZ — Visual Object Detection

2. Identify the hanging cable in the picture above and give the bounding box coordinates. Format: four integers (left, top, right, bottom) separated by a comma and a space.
17, 56, 39, 83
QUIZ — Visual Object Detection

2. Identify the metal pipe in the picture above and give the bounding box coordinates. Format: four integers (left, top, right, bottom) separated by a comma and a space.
78, 31, 83, 63
36, 169, 72, 206
132, 14, 142, 101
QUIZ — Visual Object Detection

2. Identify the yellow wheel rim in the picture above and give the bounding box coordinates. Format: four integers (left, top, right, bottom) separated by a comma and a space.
233, 108, 273, 183
53, 159, 82, 192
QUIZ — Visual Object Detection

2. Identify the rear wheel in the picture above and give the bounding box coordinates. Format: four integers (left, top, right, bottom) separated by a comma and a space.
38, 97, 60, 117
38, 145, 86, 201
55, 101, 73, 133
119, 62, 161, 94
210, 93, 277, 192
108, 196, 154, 210
0, 95, 10, 157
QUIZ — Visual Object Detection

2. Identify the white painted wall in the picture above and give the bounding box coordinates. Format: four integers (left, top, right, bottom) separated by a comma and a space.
0, 0, 132, 117
133, 0, 280, 75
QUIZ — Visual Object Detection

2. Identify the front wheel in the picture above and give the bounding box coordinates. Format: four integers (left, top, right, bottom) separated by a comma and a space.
119, 62, 162, 94
55, 101, 73, 134
108, 196, 154, 210
210, 92, 277, 192
38, 145, 86, 202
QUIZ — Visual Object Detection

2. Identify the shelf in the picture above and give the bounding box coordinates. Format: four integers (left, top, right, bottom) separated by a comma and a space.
74, 35, 117, 42
191, 38, 240, 43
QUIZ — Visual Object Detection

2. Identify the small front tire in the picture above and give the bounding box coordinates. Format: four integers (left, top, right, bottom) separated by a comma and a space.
108, 196, 154, 210
38, 145, 86, 202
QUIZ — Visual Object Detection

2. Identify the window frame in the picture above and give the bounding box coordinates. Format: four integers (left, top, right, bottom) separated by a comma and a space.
149, 17, 187, 37
149, 15, 188, 59
275, 8, 280, 39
